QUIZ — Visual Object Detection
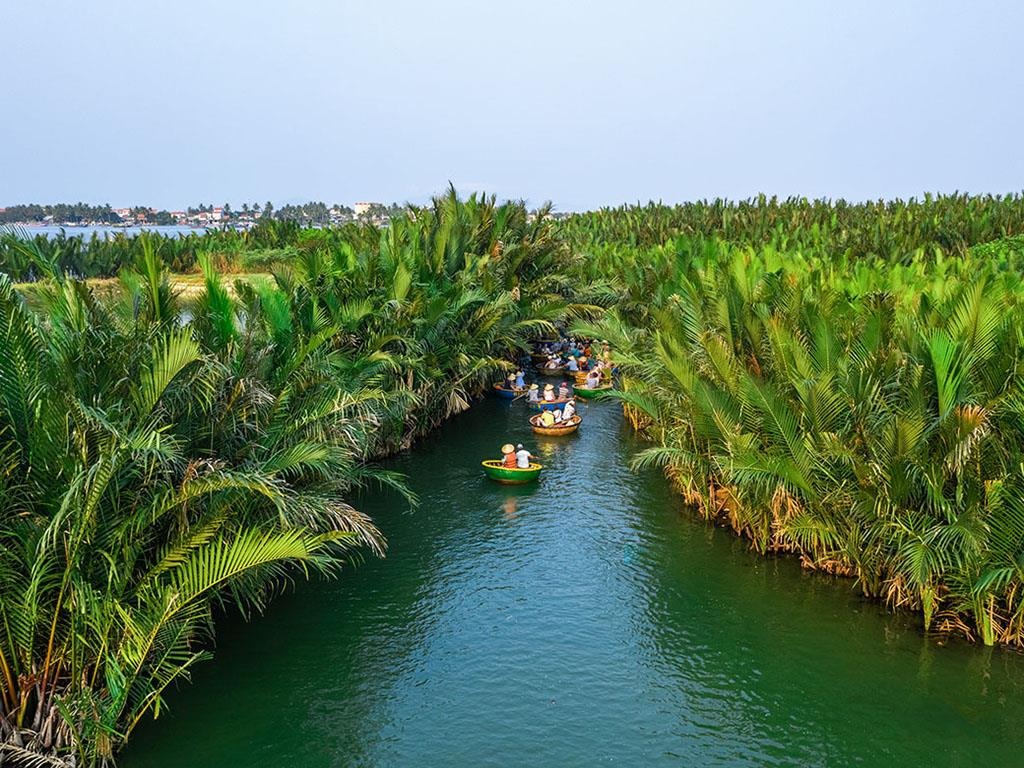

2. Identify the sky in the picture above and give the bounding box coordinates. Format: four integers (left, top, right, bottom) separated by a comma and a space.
1, 0, 1022, 211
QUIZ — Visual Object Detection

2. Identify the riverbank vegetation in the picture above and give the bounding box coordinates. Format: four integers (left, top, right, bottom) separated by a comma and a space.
0, 191, 574, 766
569, 205, 1024, 647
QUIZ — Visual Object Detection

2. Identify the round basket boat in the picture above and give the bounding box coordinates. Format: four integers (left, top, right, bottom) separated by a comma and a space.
574, 384, 614, 399
492, 383, 525, 399
481, 460, 543, 484
530, 396, 575, 411
529, 413, 581, 436
538, 365, 566, 377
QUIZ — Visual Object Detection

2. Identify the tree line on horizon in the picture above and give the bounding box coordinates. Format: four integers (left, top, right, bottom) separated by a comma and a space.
0, 201, 414, 227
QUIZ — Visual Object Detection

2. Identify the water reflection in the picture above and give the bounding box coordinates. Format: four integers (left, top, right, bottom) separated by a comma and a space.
502, 496, 518, 521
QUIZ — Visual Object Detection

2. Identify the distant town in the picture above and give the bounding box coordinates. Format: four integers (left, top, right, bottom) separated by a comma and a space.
0, 201, 411, 228
0, 200, 573, 229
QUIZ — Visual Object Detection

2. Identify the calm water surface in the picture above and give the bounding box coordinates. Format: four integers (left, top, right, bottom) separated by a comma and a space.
4, 225, 207, 238
125, 398, 1024, 766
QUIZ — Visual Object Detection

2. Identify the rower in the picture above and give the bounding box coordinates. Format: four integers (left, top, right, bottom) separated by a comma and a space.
527, 383, 541, 403
515, 444, 535, 468
562, 399, 576, 421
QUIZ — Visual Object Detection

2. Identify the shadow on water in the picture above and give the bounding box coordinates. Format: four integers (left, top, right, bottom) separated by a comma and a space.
125, 398, 1024, 767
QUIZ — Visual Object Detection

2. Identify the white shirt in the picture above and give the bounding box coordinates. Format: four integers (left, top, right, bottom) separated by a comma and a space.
562, 401, 576, 420
516, 449, 532, 468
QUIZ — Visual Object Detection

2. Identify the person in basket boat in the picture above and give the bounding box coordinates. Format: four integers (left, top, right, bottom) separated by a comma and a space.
527, 383, 541, 403
585, 368, 602, 389
558, 381, 571, 399
501, 443, 517, 468
543, 383, 556, 402
506, 372, 517, 390
566, 356, 579, 373
540, 409, 556, 427
561, 399, 576, 421
515, 370, 526, 388
515, 444, 535, 468
577, 355, 589, 371
545, 356, 561, 371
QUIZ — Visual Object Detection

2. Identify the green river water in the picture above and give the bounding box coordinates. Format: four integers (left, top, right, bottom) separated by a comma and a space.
125, 397, 1024, 767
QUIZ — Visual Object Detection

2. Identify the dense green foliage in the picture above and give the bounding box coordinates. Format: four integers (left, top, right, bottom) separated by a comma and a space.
0, 220, 310, 280
575, 223, 1024, 647
0, 204, 123, 225
565, 193, 1024, 255
0, 192, 574, 766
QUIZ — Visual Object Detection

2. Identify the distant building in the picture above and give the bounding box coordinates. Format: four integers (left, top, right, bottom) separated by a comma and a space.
212, 207, 224, 220
114, 207, 132, 221
353, 202, 378, 217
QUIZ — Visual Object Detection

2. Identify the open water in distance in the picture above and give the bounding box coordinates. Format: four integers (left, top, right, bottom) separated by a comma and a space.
125, 398, 1024, 767
2, 225, 207, 238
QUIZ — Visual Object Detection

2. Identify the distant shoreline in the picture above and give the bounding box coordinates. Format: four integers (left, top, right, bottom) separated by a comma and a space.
1, 224, 212, 238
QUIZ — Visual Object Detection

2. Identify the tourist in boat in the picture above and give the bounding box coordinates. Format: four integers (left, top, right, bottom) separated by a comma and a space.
501, 443, 517, 468
543, 383, 556, 402
585, 369, 602, 388
515, 370, 526, 388
527, 383, 541, 403
515, 444, 535, 468
562, 399, 576, 421
540, 409, 556, 427
566, 356, 579, 373
558, 381, 571, 399
552, 408, 563, 423
577, 355, 589, 371
545, 356, 561, 371
506, 372, 517, 390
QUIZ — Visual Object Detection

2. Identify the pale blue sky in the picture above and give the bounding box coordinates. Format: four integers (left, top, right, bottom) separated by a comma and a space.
1, 0, 1021, 211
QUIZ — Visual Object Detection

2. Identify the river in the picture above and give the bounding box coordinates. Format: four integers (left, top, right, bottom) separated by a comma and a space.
3, 225, 207, 238
124, 397, 1024, 766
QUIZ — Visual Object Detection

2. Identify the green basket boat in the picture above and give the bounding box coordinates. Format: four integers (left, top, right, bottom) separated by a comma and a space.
574, 384, 614, 399
481, 460, 543, 484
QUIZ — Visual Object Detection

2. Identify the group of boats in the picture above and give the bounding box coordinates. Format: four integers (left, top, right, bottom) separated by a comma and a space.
482, 342, 616, 484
